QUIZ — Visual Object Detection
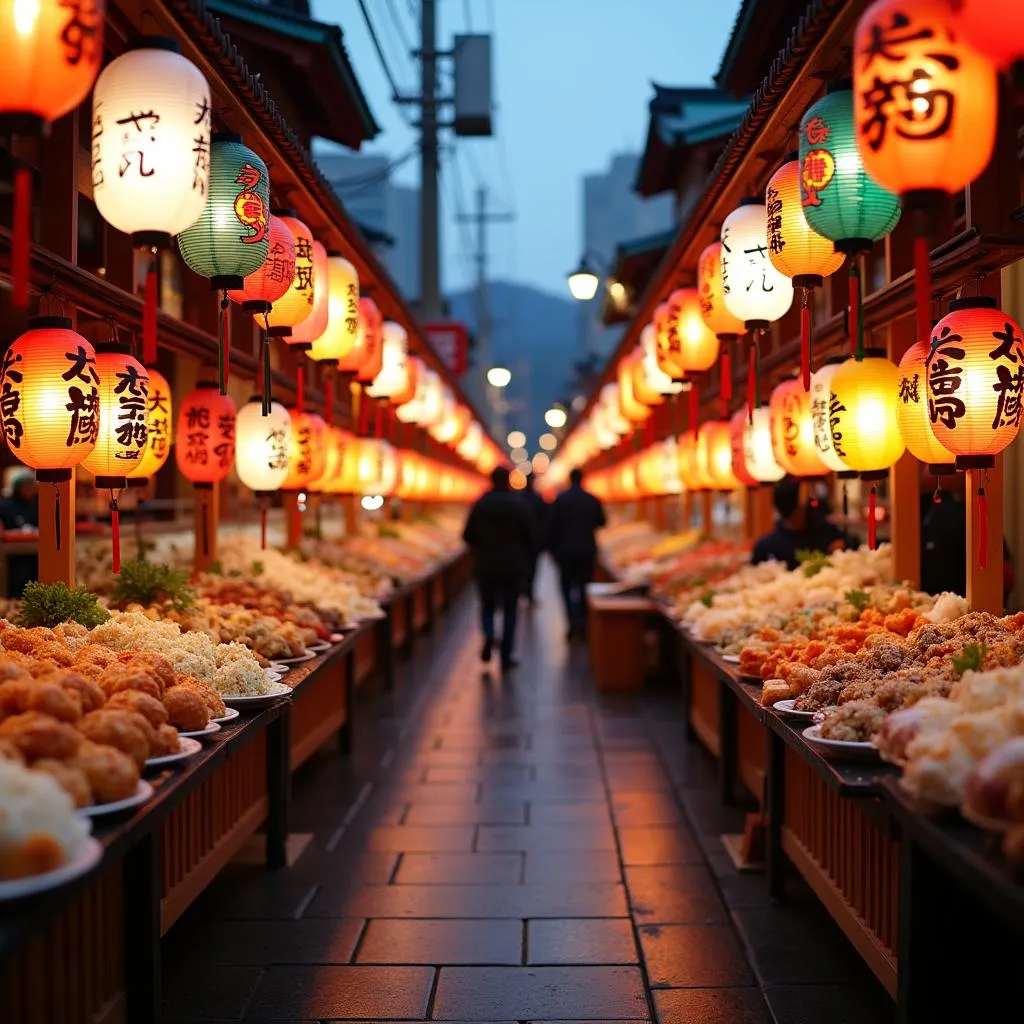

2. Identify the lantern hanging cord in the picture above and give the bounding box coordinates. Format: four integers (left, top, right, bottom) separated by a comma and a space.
53, 484, 62, 553
218, 292, 231, 396
259, 495, 268, 550
912, 214, 932, 347
671, 392, 679, 441
978, 473, 989, 571
142, 251, 159, 367
800, 289, 812, 391
842, 480, 848, 521
850, 262, 864, 362
719, 339, 732, 419
867, 484, 877, 552
261, 313, 272, 415
109, 490, 121, 575
12, 161, 31, 309
933, 478, 944, 504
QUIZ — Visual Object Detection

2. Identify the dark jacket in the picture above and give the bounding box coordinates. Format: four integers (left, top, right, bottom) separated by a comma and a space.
463, 488, 536, 581
548, 483, 606, 564
520, 489, 548, 553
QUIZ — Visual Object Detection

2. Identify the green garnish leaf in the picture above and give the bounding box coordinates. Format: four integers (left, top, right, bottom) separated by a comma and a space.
109, 557, 195, 612
845, 589, 871, 613
700, 590, 716, 608
19, 581, 110, 629
952, 641, 988, 675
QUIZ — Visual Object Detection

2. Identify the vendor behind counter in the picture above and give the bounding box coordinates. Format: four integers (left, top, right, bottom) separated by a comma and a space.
752, 476, 853, 570
0, 470, 39, 598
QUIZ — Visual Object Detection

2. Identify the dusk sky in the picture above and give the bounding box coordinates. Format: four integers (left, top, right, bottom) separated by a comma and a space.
312, 0, 744, 299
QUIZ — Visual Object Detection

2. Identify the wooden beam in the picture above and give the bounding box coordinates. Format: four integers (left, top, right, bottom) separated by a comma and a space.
37, 474, 76, 585
193, 484, 219, 572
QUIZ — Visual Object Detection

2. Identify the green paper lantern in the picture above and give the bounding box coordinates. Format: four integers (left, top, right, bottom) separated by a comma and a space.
798, 82, 901, 255
177, 132, 270, 290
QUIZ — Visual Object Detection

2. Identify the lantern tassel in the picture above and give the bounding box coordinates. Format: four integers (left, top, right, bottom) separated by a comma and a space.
54, 485, 62, 553
261, 316, 272, 415
360, 392, 370, 436
800, 290, 811, 391
260, 499, 268, 550
375, 400, 383, 439
842, 481, 848, 521
867, 485, 877, 552
110, 494, 121, 575
850, 263, 864, 360
747, 339, 756, 424
913, 232, 932, 347
324, 371, 335, 428
978, 485, 989, 571
296, 365, 305, 415
689, 382, 699, 438
142, 257, 158, 366
12, 165, 31, 309
720, 342, 732, 419
218, 293, 231, 395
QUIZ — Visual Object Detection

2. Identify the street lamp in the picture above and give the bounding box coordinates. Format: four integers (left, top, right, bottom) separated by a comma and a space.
487, 366, 511, 388
538, 432, 557, 451
544, 406, 568, 429
507, 429, 526, 448
566, 256, 600, 301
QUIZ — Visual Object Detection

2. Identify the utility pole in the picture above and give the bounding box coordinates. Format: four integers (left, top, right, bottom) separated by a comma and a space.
419, 0, 442, 318
457, 185, 514, 437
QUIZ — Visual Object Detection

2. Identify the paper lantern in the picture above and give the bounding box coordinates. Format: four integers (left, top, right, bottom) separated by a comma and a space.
769, 378, 828, 477
2, 0, 105, 307
728, 408, 759, 486
697, 421, 741, 490
177, 134, 270, 289
0, 317, 99, 478
630, 347, 663, 407
391, 354, 420, 408
130, 369, 172, 479
228, 214, 294, 315
94, 58, 203, 358
235, 398, 291, 492
280, 410, 327, 491
676, 432, 708, 490
265, 211, 315, 337
174, 384, 236, 485
457, 421, 483, 463
742, 407, 786, 483
809, 357, 854, 474
896, 334, 955, 471
853, 0, 997, 201
945, 0, 1024, 71
640, 323, 681, 398
287, 241, 330, 351
618, 352, 651, 423
366, 321, 409, 399
799, 84, 902, 252
397, 367, 443, 425
338, 295, 381, 376
309, 254, 359, 363
356, 300, 386, 383
92, 38, 210, 246
720, 200, 794, 329
652, 302, 676, 379
698, 241, 744, 417
924, 298, 1024, 468
662, 287, 720, 379
82, 347, 150, 487
766, 158, 846, 390
828, 353, 906, 476
348, 438, 398, 496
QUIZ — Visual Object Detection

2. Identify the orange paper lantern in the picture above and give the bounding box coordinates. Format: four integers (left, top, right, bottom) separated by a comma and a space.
174, 384, 236, 485
896, 334, 955, 471
769, 377, 828, 477
130, 368, 172, 480
618, 353, 651, 424
288, 240, 330, 351
0, 317, 99, 479
281, 410, 327, 490
356, 299, 385, 382
696, 421, 741, 490
82, 346, 150, 488
227, 213, 295, 315
265, 211, 315, 338
945, 0, 1024, 71
698, 241, 745, 417
308, 253, 359, 364
728, 408, 759, 486
659, 288, 719, 381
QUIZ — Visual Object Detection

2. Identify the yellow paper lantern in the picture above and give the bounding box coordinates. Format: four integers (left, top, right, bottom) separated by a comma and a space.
281, 410, 327, 490
129, 368, 172, 479
697, 421, 741, 490
742, 407, 785, 483
308, 253, 359, 364
660, 287, 720, 379
897, 335, 955, 472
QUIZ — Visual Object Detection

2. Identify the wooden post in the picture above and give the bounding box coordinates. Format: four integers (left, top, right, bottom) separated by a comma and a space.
702, 491, 714, 537
285, 491, 302, 548
967, 462, 1004, 613
653, 495, 666, 531
344, 494, 359, 536
683, 491, 694, 530
193, 483, 219, 572
37, 472, 76, 584
747, 486, 774, 541
887, 313, 921, 587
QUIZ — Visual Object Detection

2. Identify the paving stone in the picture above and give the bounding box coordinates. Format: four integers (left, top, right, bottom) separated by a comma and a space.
424, 764, 533, 784
527, 918, 638, 965
395, 852, 523, 885
763, 983, 896, 1024
309, 882, 629, 919
365, 825, 476, 852
216, 877, 320, 920
653, 987, 769, 1023
357, 918, 522, 965
402, 802, 527, 825
611, 794, 685, 827
179, 919, 364, 965
432, 966, 648, 1019
524, 851, 622, 884
245, 965, 435, 1019
638, 924, 756, 988
477, 824, 617, 852
161, 965, 262, 1019
527, 801, 612, 825
617, 826, 704, 866
626, 865, 728, 924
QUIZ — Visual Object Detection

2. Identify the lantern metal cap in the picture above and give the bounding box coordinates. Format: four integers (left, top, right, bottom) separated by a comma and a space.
956, 455, 996, 470
127, 36, 180, 53
95, 340, 132, 356
36, 469, 72, 483
211, 275, 244, 291
745, 319, 770, 331
271, 207, 297, 218
792, 274, 823, 290
242, 300, 273, 314
826, 78, 852, 94
862, 346, 887, 359
267, 326, 292, 338
837, 470, 858, 480
949, 296, 998, 312
782, 151, 799, 164
28, 315, 73, 331
285, 341, 313, 352
326, 249, 345, 258
132, 230, 171, 251
835, 238, 872, 255
738, 197, 763, 207
0, 113, 47, 136
860, 469, 889, 482
211, 132, 243, 145
193, 481, 214, 490
929, 463, 956, 475
94, 475, 128, 489
195, 380, 218, 390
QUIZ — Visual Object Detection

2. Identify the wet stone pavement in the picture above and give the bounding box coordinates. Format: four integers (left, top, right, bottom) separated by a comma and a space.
163, 562, 894, 1023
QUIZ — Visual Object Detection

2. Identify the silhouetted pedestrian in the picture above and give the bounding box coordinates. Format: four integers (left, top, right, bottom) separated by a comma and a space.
520, 472, 548, 604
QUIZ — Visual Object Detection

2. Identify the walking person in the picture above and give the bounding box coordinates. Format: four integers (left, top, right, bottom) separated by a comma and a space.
462, 466, 536, 670
519, 472, 548, 605
548, 467, 606, 639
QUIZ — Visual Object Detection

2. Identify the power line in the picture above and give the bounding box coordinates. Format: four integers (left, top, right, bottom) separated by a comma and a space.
462, 0, 473, 31
355, 0, 408, 106
385, 0, 415, 54
329, 145, 420, 196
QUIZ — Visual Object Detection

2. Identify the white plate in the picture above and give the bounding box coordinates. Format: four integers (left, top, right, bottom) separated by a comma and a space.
222, 681, 292, 706
0, 837, 103, 901
802, 724, 879, 761
307, 641, 332, 653
264, 667, 284, 682
78, 780, 154, 819
773, 699, 818, 720
144, 736, 203, 768
720, 653, 741, 664
329, 632, 347, 642
211, 707, 240, 725
359, 609, 387, 622
274, 649, 317, 664
178, 720, 222, 739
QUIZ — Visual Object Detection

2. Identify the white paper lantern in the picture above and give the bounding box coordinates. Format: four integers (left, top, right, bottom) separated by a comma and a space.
397, 367, 444, 425
91, 37, 211, 245
601, 384, 630, 436
720, 200, 794, 329
742, 407, 785, 483
366, 321, 409, 399
809, 358, 851, 473
235, 398, 291, 493
457, 421, 483, 462
640, 323, 681, 397
656, 438, 684, 495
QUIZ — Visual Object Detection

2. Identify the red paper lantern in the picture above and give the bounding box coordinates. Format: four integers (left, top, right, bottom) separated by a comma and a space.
945, 0, 1024, 71
174, 384, 237, 484
728, 408, 759, 486
227, 214, 295, 315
